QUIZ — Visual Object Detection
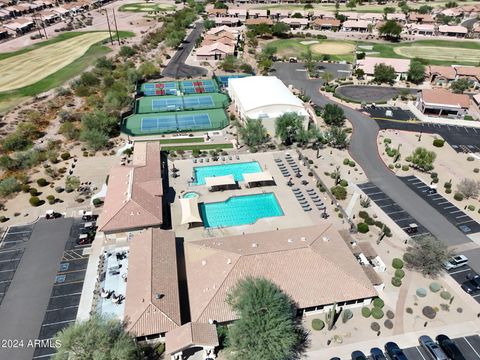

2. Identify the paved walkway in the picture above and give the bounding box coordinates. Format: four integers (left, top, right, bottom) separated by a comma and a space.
273, 63, 472, 247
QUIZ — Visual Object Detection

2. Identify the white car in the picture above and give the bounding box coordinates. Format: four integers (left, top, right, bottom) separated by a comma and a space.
443, 255, 468, 270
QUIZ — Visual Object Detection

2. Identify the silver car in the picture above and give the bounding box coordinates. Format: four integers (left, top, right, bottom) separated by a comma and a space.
419, 335, 448, 360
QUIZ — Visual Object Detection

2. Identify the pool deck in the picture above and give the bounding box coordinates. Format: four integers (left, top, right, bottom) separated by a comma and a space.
169, 151, 334, 242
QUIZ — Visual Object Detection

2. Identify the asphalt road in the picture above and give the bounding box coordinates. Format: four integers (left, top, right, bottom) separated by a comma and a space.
273, 63, 471, 246
162, 22, 207, 79
0, 218, 73, 360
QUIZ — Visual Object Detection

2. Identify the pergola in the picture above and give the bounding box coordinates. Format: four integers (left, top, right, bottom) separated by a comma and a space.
243, 171, 275, 188
204, 175, 237, 191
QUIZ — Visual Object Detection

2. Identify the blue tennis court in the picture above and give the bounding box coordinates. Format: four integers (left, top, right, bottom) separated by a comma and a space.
140, 114, 212, 132
183, 96, 214, 108
152, 98, 183, 111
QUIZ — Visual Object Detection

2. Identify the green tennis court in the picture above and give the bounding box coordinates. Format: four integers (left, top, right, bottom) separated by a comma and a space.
123, 108, 229, 136
136, 93, 229, 113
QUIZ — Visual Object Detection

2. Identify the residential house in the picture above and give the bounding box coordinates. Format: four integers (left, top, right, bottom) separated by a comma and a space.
407, 23, 435, 36
184, 225, 377, 324
416, 88, 470, 117
268, 9, 291, 20
386, 13, 406, 23
438, 25, 468, 38
206, 25, 239, 37
342, 20, 371, 32
245, 17, 273, 26
409, 13, 435, 24
0, 26, 9, 40
280, 17, 308, 29
38, 9, 60, 24
124, 228, 181, 340
358, 57, 411, 80
455, 66, 480, 89
311, 17, 341, 30
0, 8, 10, 20
202, 33, 236, 47
196, 42, 234, 60
248, 9, 267, 18
3, 17, 35, 34
341, 12, 359, 20
207, 8, 227, 19
166, 323, 219, 360
426, 65, 457, 85
358, 12, 383, 22
227, 8, 247, 22
97, 141, 163, 241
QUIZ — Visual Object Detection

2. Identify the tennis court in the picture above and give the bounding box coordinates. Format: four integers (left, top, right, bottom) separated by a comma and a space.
180, 79, 218, 94
124, 108, 229, 136
136, 93, 229, 113
141, 81, 179, 96
215, 74, 250, 88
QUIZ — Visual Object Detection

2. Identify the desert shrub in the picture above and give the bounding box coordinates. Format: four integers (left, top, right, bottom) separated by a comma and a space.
440, 291, 451, 300
474, 168, 479, 173
0, 177, 21, 197
391, 277, 402, 287
362, 307, 371, 318
468, 205, 475, 211
432, 139, 444, 147
386, 310, 395, 319
373, 298, 384, 309
444, 181, 452, 189
331, 186, 347, 200
406, 307, 413, 314
342, 309, 353, 323
364, 217, 374, 226
446, 188, 452, 194
36, 178, 49, 187
21, 184, 31, 193
384, 319, 393, 329
312, 319, 325, 331
416, 288, 427, 297
429, 282, 442, 293
402, 165, 409, 171
359, 211, 369, 219
0, 216, 8, 223
29, 188, 39, 196
371, 308, 384, 319
339, 179, 348, 187
384, 138, 392, 144
29, 196, 43, 207
370, 322, 380, 331
388, 164, 394, 169
93, 198, 104, 207
395, 269, 405, 279
60, 152, 70, 161
357, 223, 369, 233
47, 195, 55, 205
422, 306, 436, 319
55, 186, 64, 193
343, 158, 350, 165
392, 258, 404, 269
348, 160, 356, 167
457, 307, 463, 313
454, 192, 464, 201
467, 156, 474, 161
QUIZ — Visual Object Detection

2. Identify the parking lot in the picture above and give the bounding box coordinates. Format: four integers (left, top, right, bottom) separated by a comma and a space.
358, 182, 430, 239
402, 335, 480, 360
337, 87, 417, 103
401, 175, 480, 235
375, 120, 480, 154
33, 217, 94, 360
364, 106, 416, 122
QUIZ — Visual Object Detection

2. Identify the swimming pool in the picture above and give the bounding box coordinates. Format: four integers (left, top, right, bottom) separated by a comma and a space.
199, 193, 284, 228
193, 161, 262, 185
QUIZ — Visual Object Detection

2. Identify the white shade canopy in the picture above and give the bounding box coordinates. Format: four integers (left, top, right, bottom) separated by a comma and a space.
204, 175, 236, 188
180, 197, 202, 225
243, 171, 274, 185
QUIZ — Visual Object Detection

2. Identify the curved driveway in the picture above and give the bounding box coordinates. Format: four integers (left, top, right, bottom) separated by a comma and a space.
274, 62, 470, 246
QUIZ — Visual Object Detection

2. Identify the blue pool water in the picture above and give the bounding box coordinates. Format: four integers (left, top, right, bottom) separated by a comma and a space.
199, 193, 284, 228
193, 161, 262, 185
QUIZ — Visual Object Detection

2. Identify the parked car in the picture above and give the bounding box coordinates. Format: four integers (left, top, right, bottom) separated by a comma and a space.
385, 342, 409, 360
351, 351, 367, 360
419, 335, 448, 360
370, 347, 387, 360
443, 255, 468, 270
436, 334, 467, 360
461, 274, 480, 294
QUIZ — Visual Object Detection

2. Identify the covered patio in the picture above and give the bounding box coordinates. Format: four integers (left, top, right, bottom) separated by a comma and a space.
205, 175, 238, 191
180, 197, 203, 228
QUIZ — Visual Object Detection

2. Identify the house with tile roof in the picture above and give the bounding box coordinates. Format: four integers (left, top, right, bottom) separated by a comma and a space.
416, 88, 470, 118
184, 224, 377, 323
97, 141, 163, 239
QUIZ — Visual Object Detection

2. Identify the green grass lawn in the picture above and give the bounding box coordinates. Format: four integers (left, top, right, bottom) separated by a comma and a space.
266, 38, 355, 62
118, 2, 175, 12
160, 137, 205, 144
0, 31, 134, 115
161, 143, 234, 152
357, 39, 480, 65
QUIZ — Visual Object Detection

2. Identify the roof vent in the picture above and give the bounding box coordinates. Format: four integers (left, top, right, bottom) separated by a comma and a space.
130, 212, 134, 216
202, 260, 207, 266
227, 258, 231, 264
301, 236, 306, 241
155, 293, 163, 300
287, 238, 293, 243
251, 243, 258, 248
323, 236, 329, 242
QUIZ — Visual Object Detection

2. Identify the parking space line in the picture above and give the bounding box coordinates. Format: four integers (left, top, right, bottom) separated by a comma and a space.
53, 280, 84, 287
411, 232, 430, 237
41, 319, 74, 327
443, 205, 456, 209
50, 292, 82, 299
473, 294, 480, 298
46, 305, 79, 312
457, 220, 475, 226
449, 268, 471, 275
385, 210, 407, 215
450, 210, 462, 214
58, 269, 87, 275
437, 201, 450, 205
380, 203, 396, 208
407, 177, 418, 182
430, 196, 444, 201
415, 347, 427, 360
0, 269, 15, 273
456, 215, 469, 219
0, 249, 20, 254
6, 230, 31, 235
33, 354, 54, 359
464, 337, 480, 358
416, 185, 428, 189
0, 258, 20, 263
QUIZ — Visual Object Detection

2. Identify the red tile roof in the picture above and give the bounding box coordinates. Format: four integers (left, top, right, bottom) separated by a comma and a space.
421, 88, 470, 108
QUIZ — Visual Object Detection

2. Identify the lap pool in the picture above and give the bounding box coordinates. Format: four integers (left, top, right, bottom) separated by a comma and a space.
193, 161, 262, 185
199, 193, 284, 228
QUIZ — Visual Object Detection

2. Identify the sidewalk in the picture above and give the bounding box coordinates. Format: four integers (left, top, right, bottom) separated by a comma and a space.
304, 320, 480, 359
